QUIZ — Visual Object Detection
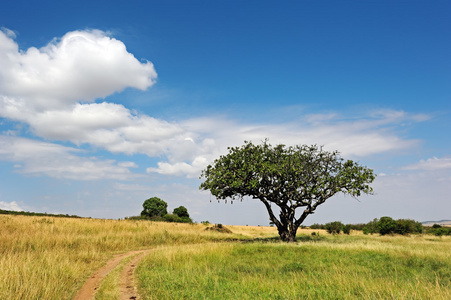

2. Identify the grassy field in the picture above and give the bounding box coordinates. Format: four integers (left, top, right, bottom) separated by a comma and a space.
0, 215, 253, 299
1, 215, 450, 299
136, 234, 451, 299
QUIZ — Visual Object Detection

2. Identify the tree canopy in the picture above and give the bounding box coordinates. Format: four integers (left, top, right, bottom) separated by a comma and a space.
138, 197, 192, 223
141, 197, 168, 218
173, 206, 190, 218
200, 140, 375, 242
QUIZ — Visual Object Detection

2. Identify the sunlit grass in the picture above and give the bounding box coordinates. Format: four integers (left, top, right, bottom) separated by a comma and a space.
3, 214, 450, 299
0, 215, 247, 300
223, 224, 278, 238
137, 235, 451, 299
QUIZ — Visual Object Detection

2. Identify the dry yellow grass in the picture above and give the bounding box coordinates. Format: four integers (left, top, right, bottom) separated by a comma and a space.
3, 214, 449, 299
0, 215, 252, 300
225, 224, 278, 238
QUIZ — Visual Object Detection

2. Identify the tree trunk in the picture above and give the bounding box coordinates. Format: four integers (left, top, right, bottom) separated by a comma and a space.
259, 198, 299, 242
279, 229, 296, 242
277, 221, 298, 242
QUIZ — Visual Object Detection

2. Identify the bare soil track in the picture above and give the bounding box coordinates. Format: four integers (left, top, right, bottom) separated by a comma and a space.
73, 250, 151, 300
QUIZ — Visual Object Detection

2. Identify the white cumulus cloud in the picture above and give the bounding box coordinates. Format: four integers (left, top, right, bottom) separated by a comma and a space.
0, 28, 156, 110
147, 155, 208, 178
0, 28, 191, 159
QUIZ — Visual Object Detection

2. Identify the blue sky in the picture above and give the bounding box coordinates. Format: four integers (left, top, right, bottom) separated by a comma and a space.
0, 0, 450, 225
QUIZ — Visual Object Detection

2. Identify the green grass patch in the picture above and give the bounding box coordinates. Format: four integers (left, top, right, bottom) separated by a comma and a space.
137, 236, 451, 299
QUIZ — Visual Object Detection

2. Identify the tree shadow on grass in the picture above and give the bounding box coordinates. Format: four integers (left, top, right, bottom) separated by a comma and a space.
239, 233, 326, 244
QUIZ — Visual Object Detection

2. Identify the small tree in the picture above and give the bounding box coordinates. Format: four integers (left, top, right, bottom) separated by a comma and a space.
200, 140, 375, 242
173, 206, 190, 218
141, 197, 168, 219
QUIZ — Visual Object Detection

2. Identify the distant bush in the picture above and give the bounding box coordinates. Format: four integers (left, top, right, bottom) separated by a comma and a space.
395, 219, 423, 235
312, 217, 423, 236
376, 216, 398, 235
310, 223, 325, 230
362, 219, 378, 235
163, 213, 193, 224
434, 228, 446, 236
424, 226, 451, 236
348, 223, 367, 231
325, 221, 344, 235
342, 224, 351, 235
362, 217, 423, 236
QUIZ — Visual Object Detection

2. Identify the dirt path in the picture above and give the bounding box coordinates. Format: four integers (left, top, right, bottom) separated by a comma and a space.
119, 251, 150, 300
73, 250, 151, 300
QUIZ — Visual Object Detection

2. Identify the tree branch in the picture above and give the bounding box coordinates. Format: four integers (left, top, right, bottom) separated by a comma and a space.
258, 197, 281, 228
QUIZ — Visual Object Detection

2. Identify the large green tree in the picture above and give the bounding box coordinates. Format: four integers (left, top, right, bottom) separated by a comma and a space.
200, 141, 375, 242
141, 197, 168, 219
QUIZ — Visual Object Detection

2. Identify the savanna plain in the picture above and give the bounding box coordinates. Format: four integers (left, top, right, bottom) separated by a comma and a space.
1, 215, 450, 299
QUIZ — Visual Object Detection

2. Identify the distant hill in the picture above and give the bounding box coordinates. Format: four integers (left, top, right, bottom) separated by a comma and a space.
422, 220, 451, 226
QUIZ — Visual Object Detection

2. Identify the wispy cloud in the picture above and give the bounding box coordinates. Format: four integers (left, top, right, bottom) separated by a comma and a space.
151, 111, 423, 177
0, 98, 189, 156
0, 136, 141, 180
403, 157, 451, 171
